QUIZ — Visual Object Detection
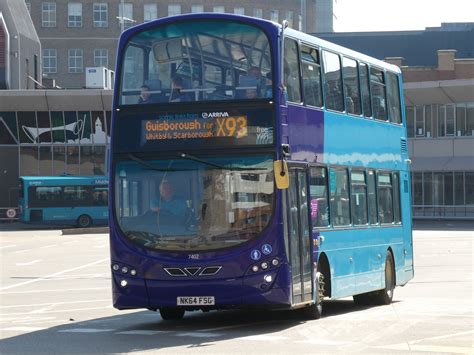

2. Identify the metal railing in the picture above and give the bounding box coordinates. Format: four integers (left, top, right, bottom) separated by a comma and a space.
412, 205, 474, 219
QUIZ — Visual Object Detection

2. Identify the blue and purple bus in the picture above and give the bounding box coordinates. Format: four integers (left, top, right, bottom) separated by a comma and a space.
109, 13, 413, 320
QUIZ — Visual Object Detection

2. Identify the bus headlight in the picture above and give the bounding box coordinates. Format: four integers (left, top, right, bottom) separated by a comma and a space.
120, 280, 128, 287
264, 275, 272, 283
272, 258, 279, 266
112, 264, 120, 271
121, 266, 128, 274
261, 262, 269, 270
252, 265, 259, 273
130, 269, 137, 276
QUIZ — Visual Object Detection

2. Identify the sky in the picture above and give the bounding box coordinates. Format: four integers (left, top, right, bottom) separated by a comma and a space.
334, 0, 474, 32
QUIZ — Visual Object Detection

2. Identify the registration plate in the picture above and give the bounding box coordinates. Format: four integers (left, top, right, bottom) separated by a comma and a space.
177, 296, 215, 306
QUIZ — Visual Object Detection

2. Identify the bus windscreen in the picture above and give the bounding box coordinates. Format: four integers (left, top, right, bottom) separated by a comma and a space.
119, 20, 273, 105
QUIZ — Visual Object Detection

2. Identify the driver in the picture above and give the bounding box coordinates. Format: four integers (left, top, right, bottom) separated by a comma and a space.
150, 179, 187, 220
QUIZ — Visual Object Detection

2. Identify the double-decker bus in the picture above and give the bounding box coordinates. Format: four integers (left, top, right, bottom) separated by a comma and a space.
109, 13, 413, 320
19, 176, 108, 227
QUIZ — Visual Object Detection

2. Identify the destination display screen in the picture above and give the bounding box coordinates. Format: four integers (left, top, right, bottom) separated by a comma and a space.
114, 106, 274, 152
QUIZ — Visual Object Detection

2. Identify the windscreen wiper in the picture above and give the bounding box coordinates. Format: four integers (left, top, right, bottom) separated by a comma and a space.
178, 152, 266, 171
127, 153, 176, 172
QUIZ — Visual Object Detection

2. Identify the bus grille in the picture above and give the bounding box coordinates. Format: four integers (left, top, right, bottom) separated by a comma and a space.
163, 266, 222, 277
400, 138, 408, 154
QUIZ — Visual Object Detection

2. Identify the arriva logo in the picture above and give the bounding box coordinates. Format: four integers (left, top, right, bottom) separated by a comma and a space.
202, 112, 230, 119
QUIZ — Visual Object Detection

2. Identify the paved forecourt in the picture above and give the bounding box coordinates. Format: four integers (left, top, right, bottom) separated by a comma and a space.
0, 224, 473, 354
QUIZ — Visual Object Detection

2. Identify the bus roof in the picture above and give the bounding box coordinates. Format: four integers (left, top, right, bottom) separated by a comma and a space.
284, 27, 401, 74
121, 13, 400, 75
20, 176, 108, 183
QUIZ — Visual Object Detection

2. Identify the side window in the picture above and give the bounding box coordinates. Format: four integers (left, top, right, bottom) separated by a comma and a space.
350, 171, 368, 225
386, 72, 402, 124
377, 173, 393, 224
284, 38, 302, 103
329, 168, 350, 226
370, 67, 387, 121
392, 172, 402, 223
309, 166, 329, 227
342, 57, 361, 115
360, 63, 372, 118
322, 50, 343, 112
300, 45, 323, 107
367, 170, 377, 224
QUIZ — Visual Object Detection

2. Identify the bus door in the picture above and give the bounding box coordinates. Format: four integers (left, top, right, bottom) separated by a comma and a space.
286, 165, 313, 305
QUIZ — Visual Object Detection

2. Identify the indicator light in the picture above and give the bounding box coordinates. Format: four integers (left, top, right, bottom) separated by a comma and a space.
261, 262, 269, 270
112, 264, 120, 271
121, 266, 128, 274
272, 259, 279, 266
130, 269, 137, 276
252, 265, 259, 272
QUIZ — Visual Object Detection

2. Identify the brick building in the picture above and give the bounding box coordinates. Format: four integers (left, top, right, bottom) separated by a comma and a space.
26, 0, 334, 89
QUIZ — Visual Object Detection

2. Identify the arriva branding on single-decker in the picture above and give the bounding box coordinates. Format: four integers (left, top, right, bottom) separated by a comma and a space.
202, 112, 230, 119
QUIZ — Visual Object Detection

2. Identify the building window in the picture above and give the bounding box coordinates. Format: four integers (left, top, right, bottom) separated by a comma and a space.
93, 3, 108, 28
144, 4, 157, 22
68, 3, 82, 27
168, 4, 181, 16
213, 6, 225, 13
253, 9, 262, 18
43, 49, 57, 74
191, 5, 203, 13
42, 2, 56, 27
68, 49, 83, 73
94, 49, 108, 68
234, 7, 245, 15
270, 10, 279, 22
119, 3, 134, 30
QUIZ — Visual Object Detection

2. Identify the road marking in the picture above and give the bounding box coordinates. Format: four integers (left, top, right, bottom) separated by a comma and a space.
15, 259, 42, 266
175, 332, 224, 338
0, 287, 109, 295
377, 343, 473, 354
197, 320, 274, 332
39, 244, 59, 249
0, 257, 108, 291
0, 245, 17, 250
0, 299, 110, 309
58, 328, 114, 333
12, 249, 34, 254
410, 330, 474, 344
296, 339, 352, 345
1, 326, 46, 332
116, 330, 170, 335
238, 335, 289, 341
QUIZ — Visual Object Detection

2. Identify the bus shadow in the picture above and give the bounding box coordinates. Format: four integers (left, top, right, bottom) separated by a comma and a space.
0, 301, 400, 354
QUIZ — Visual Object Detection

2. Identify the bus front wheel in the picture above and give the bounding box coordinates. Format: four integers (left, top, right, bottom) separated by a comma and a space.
77, 214, 92, 228
159, 307, 185, 320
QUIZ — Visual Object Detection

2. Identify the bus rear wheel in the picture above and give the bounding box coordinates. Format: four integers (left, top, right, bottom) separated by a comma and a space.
159, 307, 185, 320
77, 214, 92, 228
373, 251, 395, 305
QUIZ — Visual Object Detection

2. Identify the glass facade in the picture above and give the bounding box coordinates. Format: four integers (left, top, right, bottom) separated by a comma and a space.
407, 103, 474, 138
412, 171, 474, 218
0, 110, 111, 208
